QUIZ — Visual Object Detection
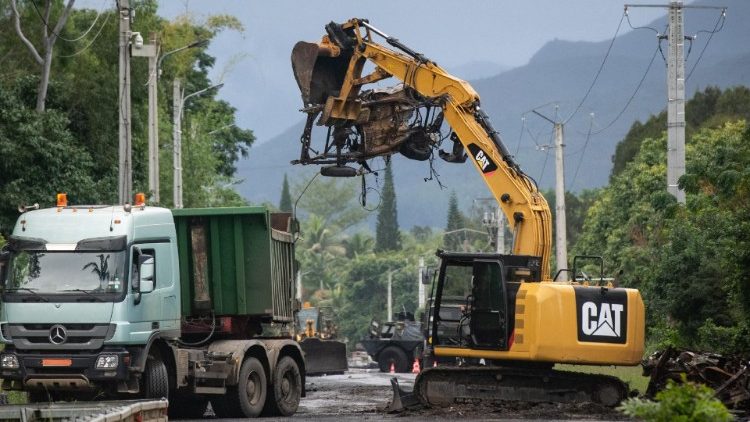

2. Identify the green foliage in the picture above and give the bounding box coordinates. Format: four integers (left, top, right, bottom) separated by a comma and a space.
444, 191, 466, 251
293, 176, 367, 231
279, 174, 292, 212
575, 89, 750, 351
611, 86, 750, 179
0, 1, 253, 229
0, 86, 102, 232
375, 162, 401, 252
618, 378, 732, 422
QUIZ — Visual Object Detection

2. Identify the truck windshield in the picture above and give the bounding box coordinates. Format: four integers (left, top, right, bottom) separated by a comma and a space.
6, 250, 127, 295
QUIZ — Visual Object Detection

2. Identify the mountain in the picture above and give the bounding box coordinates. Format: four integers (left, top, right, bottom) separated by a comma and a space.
236, 0, 750, 229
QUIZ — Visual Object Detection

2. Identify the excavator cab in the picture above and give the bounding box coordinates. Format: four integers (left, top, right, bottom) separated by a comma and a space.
468, 259, 508, 350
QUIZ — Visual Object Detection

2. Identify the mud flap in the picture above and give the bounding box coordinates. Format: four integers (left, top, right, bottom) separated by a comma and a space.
387, 378, 421, 413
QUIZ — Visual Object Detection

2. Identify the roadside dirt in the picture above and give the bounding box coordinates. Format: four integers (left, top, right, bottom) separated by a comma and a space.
296, 369, 628, 420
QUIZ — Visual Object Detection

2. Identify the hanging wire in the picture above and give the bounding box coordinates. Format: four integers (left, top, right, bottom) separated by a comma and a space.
59, 9, 114, 58
591, 43, 660, 136
514, 116, 526, 156
29, 0, 111, 43
564, 11, 626, 124
686, 9, 727, 81
625, 7, 661, 35
567, 114, 595, 191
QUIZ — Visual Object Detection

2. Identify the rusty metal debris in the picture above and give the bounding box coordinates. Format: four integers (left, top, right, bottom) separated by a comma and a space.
643, 347, 750, 411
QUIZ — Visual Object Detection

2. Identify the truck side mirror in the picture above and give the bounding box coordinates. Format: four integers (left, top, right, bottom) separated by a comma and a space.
421, 267, 432, 285
138, 255, 155, 293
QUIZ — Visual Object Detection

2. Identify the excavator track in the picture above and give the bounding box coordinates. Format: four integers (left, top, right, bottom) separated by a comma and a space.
410, 366, 629, 409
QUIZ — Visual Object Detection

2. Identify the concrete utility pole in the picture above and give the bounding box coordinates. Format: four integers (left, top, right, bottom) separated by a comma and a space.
117, 0, 132, 204
626, 2, 726, 204
132, 33, 159, 203
172, 82, 224, 209
173, 79, 182, 208
532, 109, 568, 280
553, 122, 568, 279
666, 1, 686, 204
387, 270, 392, 322
418, 257, 425, 308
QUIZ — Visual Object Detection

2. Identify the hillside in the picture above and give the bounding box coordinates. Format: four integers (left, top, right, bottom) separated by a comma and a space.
236, 0, 750, 229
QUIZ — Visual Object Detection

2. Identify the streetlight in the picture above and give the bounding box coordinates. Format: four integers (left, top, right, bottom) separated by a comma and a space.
134, 37, 207, 204
172, 82, 224, 209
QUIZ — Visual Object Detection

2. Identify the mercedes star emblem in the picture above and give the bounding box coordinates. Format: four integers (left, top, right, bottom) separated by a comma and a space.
49, 324, 67, 345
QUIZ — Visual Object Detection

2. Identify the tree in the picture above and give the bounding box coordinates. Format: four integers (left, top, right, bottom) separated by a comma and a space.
0, 87, 101, 232
444, 191, 466, 251
279, 174, 292, 212
10, 0, 76, 112
294, 176, 367, 231
375, 162, 401, 252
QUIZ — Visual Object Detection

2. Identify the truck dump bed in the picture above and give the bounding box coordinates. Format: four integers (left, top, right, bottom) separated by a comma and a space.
172, 207, 296, 322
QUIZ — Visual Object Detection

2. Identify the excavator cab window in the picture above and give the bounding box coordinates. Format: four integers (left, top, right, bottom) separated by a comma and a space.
468, 260, 508, 350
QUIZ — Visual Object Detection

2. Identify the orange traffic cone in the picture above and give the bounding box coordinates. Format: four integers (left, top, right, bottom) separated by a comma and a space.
411, 359, 420, 374
389, 362, 395, 374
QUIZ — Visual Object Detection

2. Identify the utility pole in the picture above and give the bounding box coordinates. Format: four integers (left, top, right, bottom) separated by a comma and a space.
132, 33, 159, 202
553, 122, 568, 279
666, 1, 686, 204
172, 82, 224, 209
418, 257, 425, 308
532, 109, 568, 280
117, 0, 132, 204
626, 2, 726, 204
173, 79, 182, 209
387, 270, 392, 323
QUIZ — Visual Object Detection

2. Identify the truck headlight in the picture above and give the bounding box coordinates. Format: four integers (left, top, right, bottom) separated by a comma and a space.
95, 354, 119, 369
1, 354, 19, 369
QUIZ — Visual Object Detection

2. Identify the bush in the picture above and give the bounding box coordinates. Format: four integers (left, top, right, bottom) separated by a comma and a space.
618, 378, 732, 422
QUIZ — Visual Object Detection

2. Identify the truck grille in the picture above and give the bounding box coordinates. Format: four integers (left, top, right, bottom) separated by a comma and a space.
7, 324, 115, 351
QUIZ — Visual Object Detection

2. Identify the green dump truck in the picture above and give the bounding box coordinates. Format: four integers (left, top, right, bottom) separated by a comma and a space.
0, 201, 304, 418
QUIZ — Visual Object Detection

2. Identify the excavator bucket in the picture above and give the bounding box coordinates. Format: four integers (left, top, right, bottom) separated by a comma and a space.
299, 337, 348, 376
291, 40, 351, 106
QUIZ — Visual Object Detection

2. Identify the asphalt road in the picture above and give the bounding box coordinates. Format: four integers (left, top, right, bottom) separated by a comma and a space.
193, 368, 628, 421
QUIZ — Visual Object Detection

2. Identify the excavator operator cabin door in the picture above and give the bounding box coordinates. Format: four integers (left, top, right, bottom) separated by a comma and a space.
469, 259, 508, 350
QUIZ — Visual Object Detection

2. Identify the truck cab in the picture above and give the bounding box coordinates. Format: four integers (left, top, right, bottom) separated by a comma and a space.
0, 203, 179, 399
0, 200, 306, 418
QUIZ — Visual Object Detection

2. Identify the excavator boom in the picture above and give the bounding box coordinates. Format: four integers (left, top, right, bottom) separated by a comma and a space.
292, 19, 552, 280
290, 18, 645, 410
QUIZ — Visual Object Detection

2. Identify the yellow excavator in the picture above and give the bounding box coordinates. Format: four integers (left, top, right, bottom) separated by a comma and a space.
291, 19, 645, 408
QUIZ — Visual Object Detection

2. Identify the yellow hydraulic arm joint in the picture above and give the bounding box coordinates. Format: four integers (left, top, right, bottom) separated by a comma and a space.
303, 18, 552, 279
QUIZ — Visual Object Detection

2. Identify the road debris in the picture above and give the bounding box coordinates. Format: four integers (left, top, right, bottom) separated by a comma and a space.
643, 347, 750, 412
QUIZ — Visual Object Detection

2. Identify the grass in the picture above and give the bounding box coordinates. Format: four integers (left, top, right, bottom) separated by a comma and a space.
5, 390, 26, 404
557, 364, 650, 394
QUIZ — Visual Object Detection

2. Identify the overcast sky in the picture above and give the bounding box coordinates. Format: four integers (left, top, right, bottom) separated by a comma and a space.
74, 1, 665, 143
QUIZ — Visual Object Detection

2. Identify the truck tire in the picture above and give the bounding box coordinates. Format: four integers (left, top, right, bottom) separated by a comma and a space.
378, 346, 409, 373
143, 356, 169, 399
264, 356, 302, 416
214, 357, 267, 418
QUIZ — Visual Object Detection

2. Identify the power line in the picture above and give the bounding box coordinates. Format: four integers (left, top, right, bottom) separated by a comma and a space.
568, 114, 594, 191
60, 0, 111, 42
514, 116, 526, 156
591, 43, 660, 136
625, 8, 660, 35
59, 8, 113, 57
686, 9, 726, 81
564, 11, 625, 124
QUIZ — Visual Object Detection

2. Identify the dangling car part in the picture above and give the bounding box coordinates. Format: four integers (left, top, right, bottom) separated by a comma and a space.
291, 18, 646, 411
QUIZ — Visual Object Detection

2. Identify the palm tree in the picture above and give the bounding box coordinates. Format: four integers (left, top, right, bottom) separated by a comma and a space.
83, 254, 110, 283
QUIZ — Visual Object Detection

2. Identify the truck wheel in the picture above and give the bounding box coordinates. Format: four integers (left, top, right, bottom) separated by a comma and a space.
143, 356, 169, 399
214, 357, 267, 418
264, 356, 302, 416
378, 346, 409, 373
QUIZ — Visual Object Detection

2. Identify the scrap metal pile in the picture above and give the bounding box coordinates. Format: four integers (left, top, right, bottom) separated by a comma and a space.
643, 347, 750, 412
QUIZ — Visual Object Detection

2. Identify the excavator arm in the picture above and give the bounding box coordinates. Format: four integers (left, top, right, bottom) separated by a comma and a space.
291, 19, 552, 279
